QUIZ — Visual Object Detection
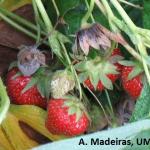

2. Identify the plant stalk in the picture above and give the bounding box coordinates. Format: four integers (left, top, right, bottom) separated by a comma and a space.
0, 78, 10, 124
81, 0, 95, 27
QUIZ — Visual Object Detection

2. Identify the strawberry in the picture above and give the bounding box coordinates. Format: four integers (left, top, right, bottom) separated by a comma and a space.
83, 48, 123, 91
121, 66, 143, 99
84, 74, 118, 91
6, 67, 47, 108
45, 98, 89, 136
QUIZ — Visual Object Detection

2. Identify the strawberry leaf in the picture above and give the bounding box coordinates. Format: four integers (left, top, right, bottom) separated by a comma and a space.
21, 77, 38, 94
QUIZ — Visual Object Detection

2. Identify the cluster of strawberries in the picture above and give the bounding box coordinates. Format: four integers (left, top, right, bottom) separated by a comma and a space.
6, 47, 143, 137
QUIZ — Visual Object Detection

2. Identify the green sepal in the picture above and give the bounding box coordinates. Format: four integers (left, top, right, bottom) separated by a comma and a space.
109, 55, 124, 64
8, 61, 17, 71
99, 72, 113, 90
68, 106, 77, 115
78, 72, 88, 83
103, 62, 119, 75
44, 77, 52, 100
12, 72, 22, 80
37, 78, 46, 98
61, 95, 87, 122
128, 66, 143, 80
119, 60, 143, 80
119, 60, 136, 66
90, 71, 99, 90
21, 77, 38, 94
74, 61, 87, 71
70, 53, 85, 61
76, 107, 82, 122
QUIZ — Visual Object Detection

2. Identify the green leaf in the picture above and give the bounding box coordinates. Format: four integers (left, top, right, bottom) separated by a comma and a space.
54, 0, 80, 16
21, 77, 38, 94
143, 0, 150, 29
0, 0, 31, 12
123, 129, 150, 150
99, 73, 113, 90
130, 81, 150, 122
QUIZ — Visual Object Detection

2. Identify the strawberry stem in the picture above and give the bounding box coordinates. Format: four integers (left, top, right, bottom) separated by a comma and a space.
86, 86, 112, 125
104, 90, 114, 116
85, 0, 95, 23
61, 43, 83, 100
0, 78, 10, 124
81, 0, 95, 27
52, 0, 60, 17
32, 0, 41, 43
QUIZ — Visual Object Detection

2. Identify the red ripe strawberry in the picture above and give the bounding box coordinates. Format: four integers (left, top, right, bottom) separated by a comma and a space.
84, 74, 118, 91
45, 98, 89, 136
121, 66, 143, 99
84, 48, 123, 91
6, 68, 47, 108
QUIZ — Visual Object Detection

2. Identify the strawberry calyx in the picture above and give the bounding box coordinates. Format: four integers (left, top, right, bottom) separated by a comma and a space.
75, 56, 119, 90
10, 66, 53, 100
61, 95, 90, 122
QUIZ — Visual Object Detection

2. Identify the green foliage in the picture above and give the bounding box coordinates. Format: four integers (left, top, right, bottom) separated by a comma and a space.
123, 129, 150, 150
130, 81, 150, 122
143, 0, 150, 29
